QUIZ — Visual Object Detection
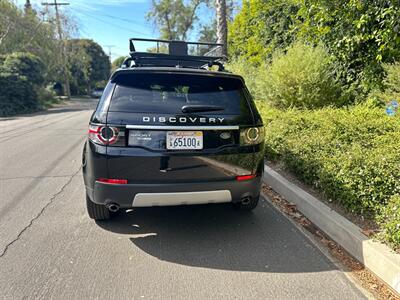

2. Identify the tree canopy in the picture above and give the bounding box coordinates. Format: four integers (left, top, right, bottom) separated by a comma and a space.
67, 39, 110, 95
112, 56, 126, 71
229, 0, 400, 95
0, 1, 59, 82
229, 0, 299, 64
146, 0, 237, 44
147, 0, 204, 40
297, 0, 400, 90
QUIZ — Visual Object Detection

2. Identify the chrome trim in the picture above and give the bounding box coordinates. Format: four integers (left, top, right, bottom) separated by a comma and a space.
132, 190, 232, 207
126, 125, 239, 130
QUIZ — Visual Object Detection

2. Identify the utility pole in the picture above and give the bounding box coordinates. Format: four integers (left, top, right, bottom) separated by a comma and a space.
104, 45, 115, 61
24, 0, 32, 13
42, 1, 71, 99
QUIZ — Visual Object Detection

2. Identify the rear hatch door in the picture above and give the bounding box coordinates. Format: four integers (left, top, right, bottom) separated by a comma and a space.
106, 71, 256, 183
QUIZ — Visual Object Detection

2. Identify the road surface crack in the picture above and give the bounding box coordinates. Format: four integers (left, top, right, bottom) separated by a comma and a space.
0, 167, 82, 258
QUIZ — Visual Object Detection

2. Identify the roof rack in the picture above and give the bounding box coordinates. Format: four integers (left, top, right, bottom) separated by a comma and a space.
121, 38, 225, 71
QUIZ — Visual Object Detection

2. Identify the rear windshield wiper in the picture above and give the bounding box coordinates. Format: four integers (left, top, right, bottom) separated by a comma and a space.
181, 105, 225, 113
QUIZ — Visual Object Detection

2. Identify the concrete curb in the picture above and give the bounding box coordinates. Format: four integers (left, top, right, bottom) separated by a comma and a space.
263, 165, 400, 294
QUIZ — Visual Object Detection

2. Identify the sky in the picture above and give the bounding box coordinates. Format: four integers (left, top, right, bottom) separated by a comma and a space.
21, 0, 214, 62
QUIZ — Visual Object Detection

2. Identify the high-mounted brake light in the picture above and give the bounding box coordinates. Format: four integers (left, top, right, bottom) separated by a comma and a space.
97, 178, 128, 184
236, 174, 257, 181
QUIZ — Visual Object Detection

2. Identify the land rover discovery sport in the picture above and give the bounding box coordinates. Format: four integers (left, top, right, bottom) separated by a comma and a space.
82, 39, 265, 220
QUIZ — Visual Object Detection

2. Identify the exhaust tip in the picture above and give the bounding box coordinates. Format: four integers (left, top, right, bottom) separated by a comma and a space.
241, 196, 252, 205
107, 203, 120, 213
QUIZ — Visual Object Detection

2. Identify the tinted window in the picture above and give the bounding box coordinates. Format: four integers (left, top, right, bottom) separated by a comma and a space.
95, 83, 113, 110
109, 73, 249, 114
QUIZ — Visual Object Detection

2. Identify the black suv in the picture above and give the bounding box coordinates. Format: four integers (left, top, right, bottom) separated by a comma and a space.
82, 38, 264, 220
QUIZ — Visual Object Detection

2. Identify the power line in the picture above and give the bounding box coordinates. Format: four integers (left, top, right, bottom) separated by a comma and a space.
90, 11, 150, 28
70, 8, 151, 37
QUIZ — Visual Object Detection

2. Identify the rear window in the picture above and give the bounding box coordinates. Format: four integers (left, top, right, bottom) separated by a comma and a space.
109, 73, 250, 114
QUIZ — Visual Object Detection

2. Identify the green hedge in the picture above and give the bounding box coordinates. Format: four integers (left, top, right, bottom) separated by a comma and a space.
378, 196, 400, 250
260, 103, 400, 246
0, 74, 39, 116
261, 43, 343, 109
369, 62, 400, 106
0, 52, 45, 117
227, 43, 345, 109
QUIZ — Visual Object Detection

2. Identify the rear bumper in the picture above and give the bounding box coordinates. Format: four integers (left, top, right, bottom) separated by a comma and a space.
86, 177, 261, 208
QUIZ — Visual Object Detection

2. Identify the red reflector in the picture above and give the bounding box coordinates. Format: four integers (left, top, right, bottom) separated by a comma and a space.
236, 174, 257, 181
97, 178, 128, 184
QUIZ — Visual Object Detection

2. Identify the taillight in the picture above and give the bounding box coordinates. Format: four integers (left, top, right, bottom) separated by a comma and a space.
97, 178, 128, 184
236, 174, 257, 181
240, 126, 265, 145
88, 124, 125, 146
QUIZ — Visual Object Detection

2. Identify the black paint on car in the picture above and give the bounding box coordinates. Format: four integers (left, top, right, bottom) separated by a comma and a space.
82, 38, 264, 220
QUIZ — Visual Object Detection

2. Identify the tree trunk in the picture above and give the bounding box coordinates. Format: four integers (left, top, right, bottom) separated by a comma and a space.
215, 0, 227, 57
0, 21, 12, 46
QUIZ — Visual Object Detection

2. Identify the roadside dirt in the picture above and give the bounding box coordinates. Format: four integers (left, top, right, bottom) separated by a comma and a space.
262, 184, 399, 300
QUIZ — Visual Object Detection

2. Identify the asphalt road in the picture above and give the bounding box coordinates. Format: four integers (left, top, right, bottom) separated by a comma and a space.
0, 98, 368, 300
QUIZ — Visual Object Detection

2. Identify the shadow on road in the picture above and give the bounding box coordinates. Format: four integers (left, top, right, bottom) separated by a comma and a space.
96, 200, 335, 274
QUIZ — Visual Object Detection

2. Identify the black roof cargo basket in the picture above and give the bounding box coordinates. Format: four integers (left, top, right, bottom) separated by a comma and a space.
122, 38, 225, 71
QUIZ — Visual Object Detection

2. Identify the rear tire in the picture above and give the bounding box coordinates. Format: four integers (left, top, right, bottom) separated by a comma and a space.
232, 195, 259, 211
86, 195, 110, 220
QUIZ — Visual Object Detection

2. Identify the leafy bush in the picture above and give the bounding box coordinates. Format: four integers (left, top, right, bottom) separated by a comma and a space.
229, 43, 343, 109
0, 1, 59, 83
226, 60, 268, 102
229, 0, 400, 98
37, 87, 58, 108
378, 196, 400, 250
94, 80, 107, 89
112, 56, 126, 71
264, 43, 343, 108
298, 0, 400, 96
260, 103, 400, 217
228, 0, 300, 64
369, 62, 400, 105
1, 52, 45, 85
0, 73, 39, 116
0, 52, 44, 116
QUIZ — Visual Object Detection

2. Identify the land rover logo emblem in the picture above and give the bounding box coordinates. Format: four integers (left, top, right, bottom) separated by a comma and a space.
220, 132, 231, 139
